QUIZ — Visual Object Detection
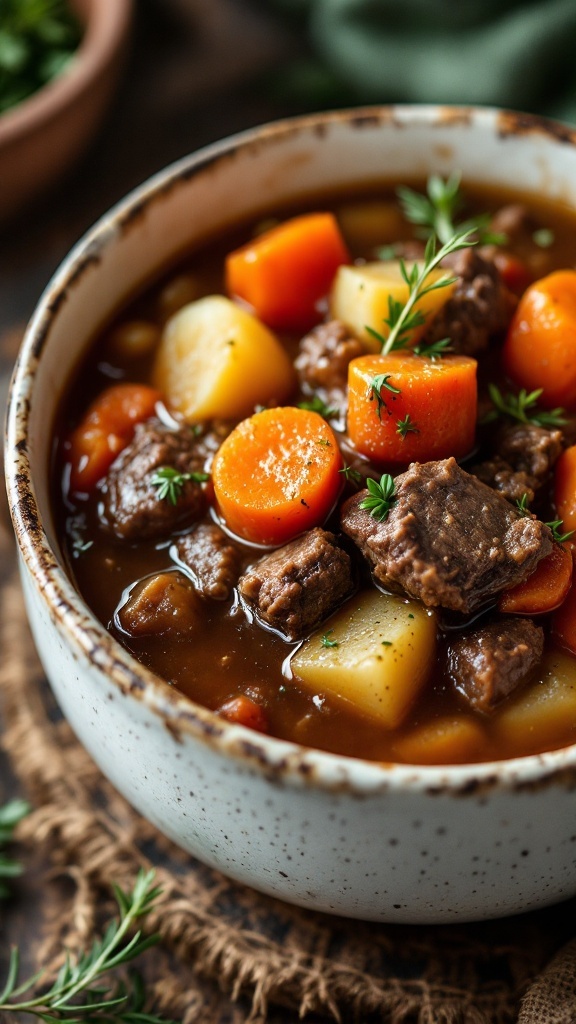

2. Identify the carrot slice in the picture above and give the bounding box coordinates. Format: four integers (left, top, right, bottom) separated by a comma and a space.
503, 270, 576, 408
498, 543, 573, 615
225, 212, 349, 331
211, 407, 343, 544
491, 251, 532, 296
217, 695, 269, 733
68, 383, 161, 493
554, 445, 576, 541
552, 552, 576, 654
347, 352, 477, 465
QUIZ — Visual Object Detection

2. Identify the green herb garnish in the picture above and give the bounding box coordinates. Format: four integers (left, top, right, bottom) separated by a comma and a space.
0, 799, 29, 899
533, 228, 555, 248
413, 337, 453, 360
545, 519, 575, 545
0, 869, 172, 1022
397, 173, 507, 246
381, 640, 393, 647
396, 414, 419, 439
483, 384, 567, 428
369, 373, 401, 420
359, 474, 396, 522
298, 395, 338, 419
515, 493, 531, 517
366, 229, 475, 355
321, 630, 339, 649
151, 466, 209, 505
339, 464, 363, 486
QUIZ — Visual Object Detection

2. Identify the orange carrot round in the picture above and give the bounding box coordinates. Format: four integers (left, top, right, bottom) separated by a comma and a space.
346, 352, 477, 465
212, 407, 343, 544
217, 695, 269, 733
503, 270, 576, 408
68, 383, 161, 493
498, 543, 573, 615
554, 445, 576, 541
225, 212, 349, 331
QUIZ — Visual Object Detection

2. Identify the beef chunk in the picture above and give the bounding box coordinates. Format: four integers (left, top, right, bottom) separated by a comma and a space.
489, 204, 534, 242
175, 524, 241, 601
422, 248, 512, 356
471, 423, 562, 504
295, 320, 364, 415
498, 422, 563, 484
448, 617, 544, 712
102, 418, 207, 540
118, 571, 203, 637
340, 458, 553, 614
471, 457, 536, 504
238, 528, 354, 640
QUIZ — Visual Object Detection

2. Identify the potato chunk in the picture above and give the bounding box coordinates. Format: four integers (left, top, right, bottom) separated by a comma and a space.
153, 295, 295, 422
393, 716, 486, 765
494, 651, 576, 755
291, 590, 436, 728
330, 261, 456, 348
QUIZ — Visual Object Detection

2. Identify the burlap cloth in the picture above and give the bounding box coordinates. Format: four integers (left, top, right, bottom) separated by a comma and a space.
2, 518, 576, 1023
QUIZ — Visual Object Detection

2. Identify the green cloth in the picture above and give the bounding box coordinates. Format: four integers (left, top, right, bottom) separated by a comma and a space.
269, 0, 576, 123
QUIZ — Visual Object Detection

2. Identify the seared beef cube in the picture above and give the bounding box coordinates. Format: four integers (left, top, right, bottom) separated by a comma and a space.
238, 528, 354, 640
102, 418, 207, 540
175, 524, 241, 601
340, 458, 553, 614
422, 248, 512, 356
295, 320, 364, 415
118, 571, 203, 637
498, 422, 563, 485
471, 456, 536, 505
489, 204, 534, 242
448, 617, 544, 712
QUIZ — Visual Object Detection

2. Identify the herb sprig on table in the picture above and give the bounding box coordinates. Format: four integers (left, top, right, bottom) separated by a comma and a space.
0, 868, 174, 1022
0, 799, 29, 899
0, 0, 82, 116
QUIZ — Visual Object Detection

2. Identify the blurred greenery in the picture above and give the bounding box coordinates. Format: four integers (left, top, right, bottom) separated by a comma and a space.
0, 0, 81, 115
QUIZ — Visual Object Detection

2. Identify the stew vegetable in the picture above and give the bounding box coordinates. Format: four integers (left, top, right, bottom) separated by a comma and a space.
53, 175, 576, 764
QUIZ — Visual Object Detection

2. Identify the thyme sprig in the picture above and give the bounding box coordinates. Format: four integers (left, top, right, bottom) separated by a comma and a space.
483, 384, 567, 428
0, 869, 173, 1022
369, 373, 401, 420
151, 466, 209, 505
397, 173, 507, 246
413, 337, 453, 360
366, 229, 475, 355
359, 474, 396, 522
0, 799, 29, 899
339, 464, 363, 486
396, 414, 419, 439
320, 630, 339, 649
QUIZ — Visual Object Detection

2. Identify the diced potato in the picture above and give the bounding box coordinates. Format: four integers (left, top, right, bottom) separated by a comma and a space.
291, 590, 436, 728
336, 201, 407, 249
330, 261, 456, 349
153, 295, 295, 422
393, 716, 486, 765
494, 651, 576, 756
107, 320, 160, 360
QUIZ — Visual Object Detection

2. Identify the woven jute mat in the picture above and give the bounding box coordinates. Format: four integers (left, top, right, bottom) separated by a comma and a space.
2, 519, 576, 1023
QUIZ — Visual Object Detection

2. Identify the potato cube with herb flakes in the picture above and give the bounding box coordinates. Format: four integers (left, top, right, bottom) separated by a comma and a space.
291, 589, 436, 728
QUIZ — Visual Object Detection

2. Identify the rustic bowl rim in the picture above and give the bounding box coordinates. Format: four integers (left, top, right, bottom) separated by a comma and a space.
7, 103, 576, 797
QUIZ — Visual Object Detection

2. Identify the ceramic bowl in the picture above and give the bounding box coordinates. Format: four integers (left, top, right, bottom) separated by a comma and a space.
0, 0, 132, 223
6, 106, 576, 924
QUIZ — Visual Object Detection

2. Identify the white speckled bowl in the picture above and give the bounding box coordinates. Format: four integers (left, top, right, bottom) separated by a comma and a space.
6, 106, 576, 923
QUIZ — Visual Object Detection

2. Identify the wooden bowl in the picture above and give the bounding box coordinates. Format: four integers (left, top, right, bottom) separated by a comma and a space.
0, 0, 132, 222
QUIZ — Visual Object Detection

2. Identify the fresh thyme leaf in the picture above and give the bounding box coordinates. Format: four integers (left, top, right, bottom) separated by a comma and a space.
359, 474, 396, 522
370, 229, 475, 355
0, 800, 29, 899
151, 465, 209, 505
381, 640, 393, 646
516, 493, 531, 517
398, 173, 506, 246
396, 414, 419, 438
0, 869, 174, 1022
321, 629, 339, 648
413, 337, 453, 360
369, 373, 401, 420
298, 395, 338, 419
483, 384, 567, 428
339, 464, 363, 486
544, 519, 575, 545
